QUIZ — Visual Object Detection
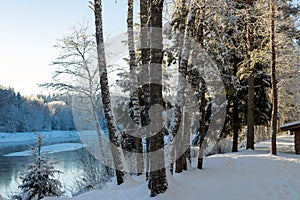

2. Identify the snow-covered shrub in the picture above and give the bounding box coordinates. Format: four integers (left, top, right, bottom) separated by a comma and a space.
14, 135, 64, 200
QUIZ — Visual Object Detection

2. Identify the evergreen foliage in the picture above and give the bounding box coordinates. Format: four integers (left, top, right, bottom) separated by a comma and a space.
14, 135, 63, 200
0, 87, 75, 133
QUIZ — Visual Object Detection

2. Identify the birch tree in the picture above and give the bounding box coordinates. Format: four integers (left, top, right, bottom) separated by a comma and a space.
168, 0, 189, 174
147, 0, 168, 196
127, 0, 143, 175
93, 0, 124, 185
139, 0, 151, 180
42, 25, 105, 152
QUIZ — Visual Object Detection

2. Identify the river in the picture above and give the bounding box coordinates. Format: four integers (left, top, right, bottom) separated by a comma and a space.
0, 132, 92, 199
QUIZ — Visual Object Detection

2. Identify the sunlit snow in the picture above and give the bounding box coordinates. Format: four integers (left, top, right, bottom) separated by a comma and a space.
43, 134, 300, 200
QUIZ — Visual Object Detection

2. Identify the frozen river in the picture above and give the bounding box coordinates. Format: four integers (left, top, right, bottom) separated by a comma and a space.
0, 131, 89, 198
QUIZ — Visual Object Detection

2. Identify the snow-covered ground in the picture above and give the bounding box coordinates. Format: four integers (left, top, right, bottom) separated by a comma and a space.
0, 131, 80, 149
3, 143, 86, 157
44, 134, 300, 200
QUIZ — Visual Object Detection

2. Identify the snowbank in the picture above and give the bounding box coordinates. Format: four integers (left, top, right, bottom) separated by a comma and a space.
42, 134, 300, 200
3, 143, 87, 157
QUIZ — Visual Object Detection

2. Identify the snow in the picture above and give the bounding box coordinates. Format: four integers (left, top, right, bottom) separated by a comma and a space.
42, 134, 300, 200
3, 143, 87, 157
0, 131, 80, 149
280, 121, 300, 129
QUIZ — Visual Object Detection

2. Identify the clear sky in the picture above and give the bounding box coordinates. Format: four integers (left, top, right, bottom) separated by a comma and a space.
0, 0, 129, 96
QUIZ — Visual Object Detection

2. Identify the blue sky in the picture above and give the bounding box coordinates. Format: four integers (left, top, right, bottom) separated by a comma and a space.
0, 0, 129, 95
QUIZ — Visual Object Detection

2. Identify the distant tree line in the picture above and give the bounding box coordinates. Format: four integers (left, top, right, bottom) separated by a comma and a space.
0, 86, 75, 133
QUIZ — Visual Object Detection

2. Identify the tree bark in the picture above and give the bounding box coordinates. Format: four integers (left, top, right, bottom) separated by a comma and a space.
197, 1, 206, 170
168, 0, 188, 174
140, 0, 151, 180
232, 63, 239, 152
198, 78, 206, 169
147, 0, 168, 197
270, 0, 277, 155
232, 97, 239, 152
127, 0, 144, 175
94, 0, 124, 185
246, 0, 255, 150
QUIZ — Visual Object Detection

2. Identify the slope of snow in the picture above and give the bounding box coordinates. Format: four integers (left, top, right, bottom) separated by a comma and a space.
43, 134, 299, 200
3, 143, 87, 157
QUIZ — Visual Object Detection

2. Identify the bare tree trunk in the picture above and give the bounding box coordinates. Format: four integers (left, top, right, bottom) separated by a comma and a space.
232, 97, 239, 152
140, 0, 151, 180
127, 0, 144, 175
270, 0, 277, 155
246, 0, 255, 150
147, 0, 168, 197
232, 63, 239, 152
197, 0, 206, 170
93, 0, 124, 185
168, 0, 187, 175
169, 0, 198, 174
198, 78, 206, 169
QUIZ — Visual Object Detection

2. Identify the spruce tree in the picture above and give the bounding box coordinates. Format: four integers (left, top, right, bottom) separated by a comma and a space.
16, 135, 63, 200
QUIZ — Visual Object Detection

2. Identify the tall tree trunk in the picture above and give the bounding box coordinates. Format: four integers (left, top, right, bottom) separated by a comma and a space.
93, 0, 124, 185
197, 0, 206, 170
169, 0, 188, 174
140, 0, 151, 180
182, 103, 190, 171
147, 0, 168, 197
232, 63, 239, 152
232, 98, 239, 152
246, 0, 255, 150
198, 78, 206, 169
127, 0, 144, 175
270, 0, 277, 155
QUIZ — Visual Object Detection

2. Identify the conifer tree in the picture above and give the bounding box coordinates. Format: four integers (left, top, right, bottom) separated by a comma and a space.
16, 135, 63, 200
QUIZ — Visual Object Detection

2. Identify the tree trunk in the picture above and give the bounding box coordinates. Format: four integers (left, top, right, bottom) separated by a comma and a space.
94, 0, 124, 185
197, 1, 206, 169
270, 0, 277, 155
147, 0, 168, 197
140, 0, 151, 180
127, 0, 144, 175
232, 98, 239, 152
197, 78, 207, 169
246, 0, 255, 150
247, 73, 255, 150
232, 63, 239, 152
168, 0, 187, 175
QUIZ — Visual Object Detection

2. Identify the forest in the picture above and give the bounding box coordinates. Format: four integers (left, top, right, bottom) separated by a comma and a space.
0, 88, 75, 133
0, 0, 299, 199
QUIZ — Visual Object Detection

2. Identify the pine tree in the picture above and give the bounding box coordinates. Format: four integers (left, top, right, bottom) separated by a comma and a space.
16, 135, 63, 200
